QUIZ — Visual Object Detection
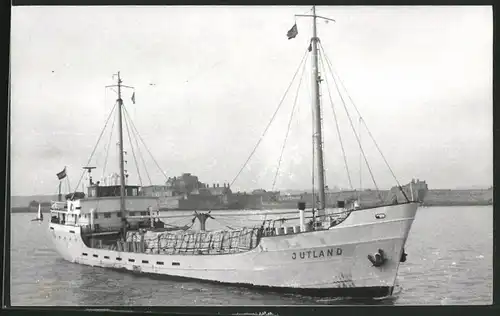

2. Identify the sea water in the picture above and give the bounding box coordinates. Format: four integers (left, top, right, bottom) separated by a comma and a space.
9, 206, 492, 305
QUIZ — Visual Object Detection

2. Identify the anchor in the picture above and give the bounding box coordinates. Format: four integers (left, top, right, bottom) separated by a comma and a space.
400, 248, 408, 263
367, 249, 387, 267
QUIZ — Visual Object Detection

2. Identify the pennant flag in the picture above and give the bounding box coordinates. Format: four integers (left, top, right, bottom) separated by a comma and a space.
56, 167, 67, 180
287, 23, 298, 40
131, 92, 136, 104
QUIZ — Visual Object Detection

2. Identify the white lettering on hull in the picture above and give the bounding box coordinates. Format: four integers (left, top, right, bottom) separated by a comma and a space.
291, 248, 342, 260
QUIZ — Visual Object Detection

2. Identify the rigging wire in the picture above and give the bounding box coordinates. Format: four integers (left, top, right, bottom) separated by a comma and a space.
167, 215, 198, 226
123, 110, 143, 187
210, 217, 238, 230
271, 52, 309, 191
123, 107, 153, 185
229, 47, 311, 188
358, 116, 363, 200
319, 42, 409, 202
92, 97, 118, 214
311, 69, 316, 216
59, 174, 72, 195
318, 50, 354, 190
122, 105, 167, 215
318, 44, 383, 202
100, 106, 117, 181
123, 106, 169, 182
70, 101, 118, 198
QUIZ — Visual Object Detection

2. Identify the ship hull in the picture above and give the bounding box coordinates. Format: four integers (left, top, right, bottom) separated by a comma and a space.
48, 202, 418, 298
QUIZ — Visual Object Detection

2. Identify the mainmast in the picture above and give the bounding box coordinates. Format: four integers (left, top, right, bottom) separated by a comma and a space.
293, 6, 335, 222
310, 6, 326, 219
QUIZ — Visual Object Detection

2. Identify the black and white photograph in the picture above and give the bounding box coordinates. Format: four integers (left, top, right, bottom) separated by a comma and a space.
9, 5, 492, 306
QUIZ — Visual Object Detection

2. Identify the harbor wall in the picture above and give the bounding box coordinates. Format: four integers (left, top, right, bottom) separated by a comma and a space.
422, 189, 493, 206
10, 188, 494, 213
262, 188, 493, 208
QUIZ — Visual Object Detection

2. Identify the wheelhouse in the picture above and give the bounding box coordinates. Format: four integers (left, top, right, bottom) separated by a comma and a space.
50, 184, 159, 232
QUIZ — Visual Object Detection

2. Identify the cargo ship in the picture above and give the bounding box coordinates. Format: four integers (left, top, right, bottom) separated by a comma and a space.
48, 6, 421, 298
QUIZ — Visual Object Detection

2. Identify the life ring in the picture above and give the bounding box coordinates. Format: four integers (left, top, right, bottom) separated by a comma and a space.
368, 249, 387, 267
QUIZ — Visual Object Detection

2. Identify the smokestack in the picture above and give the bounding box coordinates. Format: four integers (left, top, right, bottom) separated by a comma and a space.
213, 183, 215, 188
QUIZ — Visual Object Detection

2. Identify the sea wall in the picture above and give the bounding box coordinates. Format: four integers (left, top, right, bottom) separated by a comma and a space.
10, 195, 59, 208
9, 188, 493, 213
261, 188, 493, 209
422, 189, 493, 206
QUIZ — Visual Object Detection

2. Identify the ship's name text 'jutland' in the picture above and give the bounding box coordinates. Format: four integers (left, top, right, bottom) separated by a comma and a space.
292, 248, 343, 260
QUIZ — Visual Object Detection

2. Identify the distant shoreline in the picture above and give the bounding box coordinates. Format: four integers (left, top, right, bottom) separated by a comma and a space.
10, 201, 493, 214
421, 201, 492, 207
10, 188, 493, 213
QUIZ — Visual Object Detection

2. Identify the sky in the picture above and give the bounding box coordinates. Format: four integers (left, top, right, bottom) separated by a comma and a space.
10, 5, 492, 196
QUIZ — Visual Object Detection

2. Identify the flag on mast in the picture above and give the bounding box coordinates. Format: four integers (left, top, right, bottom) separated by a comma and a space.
287, 23, 298, 40
56, 167, 67, 180
131, 92, 136, 104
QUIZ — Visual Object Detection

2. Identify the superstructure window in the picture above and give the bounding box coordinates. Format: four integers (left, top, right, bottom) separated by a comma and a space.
128, 259, 135, 263
129, 212, 136, 216
94, 213, 98, 219
140, 211, 147, 216
116, 257, 122, 261
104, 213, 111, 218
156, 261, 164, 265
142, 260, 149, 264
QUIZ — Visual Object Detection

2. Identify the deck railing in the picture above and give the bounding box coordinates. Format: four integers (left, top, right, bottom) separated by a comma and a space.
80, 225, 121, 235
